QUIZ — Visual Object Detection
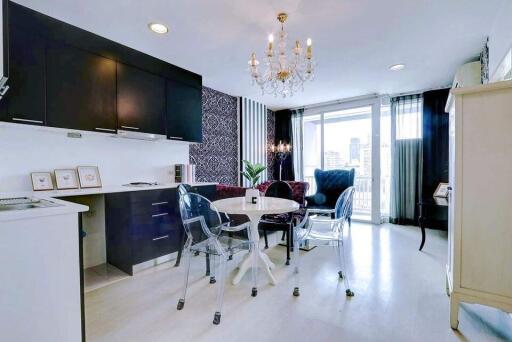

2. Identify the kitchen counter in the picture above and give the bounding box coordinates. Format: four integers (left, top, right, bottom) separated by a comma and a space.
0, 182, 216, 221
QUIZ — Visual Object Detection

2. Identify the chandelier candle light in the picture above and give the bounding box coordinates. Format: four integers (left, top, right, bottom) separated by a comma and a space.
248, 13, 315, 97
271, 140, 292, 181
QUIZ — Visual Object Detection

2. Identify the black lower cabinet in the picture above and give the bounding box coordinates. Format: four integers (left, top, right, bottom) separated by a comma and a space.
105, 188, 182, 275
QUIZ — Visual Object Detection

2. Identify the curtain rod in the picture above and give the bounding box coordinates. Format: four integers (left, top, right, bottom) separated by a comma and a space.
286, 85, 451, 111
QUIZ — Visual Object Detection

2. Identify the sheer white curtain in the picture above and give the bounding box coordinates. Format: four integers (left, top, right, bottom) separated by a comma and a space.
291, 109, 304, 181
390, 94, 423, 225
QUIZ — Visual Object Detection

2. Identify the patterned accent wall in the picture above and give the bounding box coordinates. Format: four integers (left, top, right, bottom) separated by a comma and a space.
267, 109, 276, 181
189, 87, 239, 185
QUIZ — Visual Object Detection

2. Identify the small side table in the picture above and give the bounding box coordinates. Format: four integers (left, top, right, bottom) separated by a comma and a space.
418, 197, 448, 251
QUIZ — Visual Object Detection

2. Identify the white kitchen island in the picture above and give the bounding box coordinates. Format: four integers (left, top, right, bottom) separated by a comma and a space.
0, 195, 88, 342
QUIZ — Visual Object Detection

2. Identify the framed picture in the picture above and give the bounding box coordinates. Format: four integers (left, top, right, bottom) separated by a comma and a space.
433, 182, 450, 198
77, 166, 102, 188
31, 172, 54, 191
54, 169, 80, 190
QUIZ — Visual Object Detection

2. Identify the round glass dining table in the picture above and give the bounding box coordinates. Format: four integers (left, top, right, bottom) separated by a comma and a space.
211, 196, 299, 285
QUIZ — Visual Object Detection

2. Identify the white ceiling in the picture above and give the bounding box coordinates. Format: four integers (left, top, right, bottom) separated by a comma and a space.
14, 0, 504, 110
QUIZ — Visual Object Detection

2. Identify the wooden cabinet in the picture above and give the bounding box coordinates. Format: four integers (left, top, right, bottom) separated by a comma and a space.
166, 79, 203, 142
4, 25, 46, 125
105, 188, 182, 275
3, 1, 203, 142
117, 63, 166, 135
446, 81, 512, 330
46, 42, 116, 132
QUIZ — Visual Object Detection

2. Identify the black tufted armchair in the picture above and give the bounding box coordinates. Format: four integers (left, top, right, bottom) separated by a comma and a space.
305, 168, 356, 226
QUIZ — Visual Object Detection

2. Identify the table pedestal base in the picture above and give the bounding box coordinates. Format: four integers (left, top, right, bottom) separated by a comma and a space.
232, 250, 276, 285
232, 213, 277, 286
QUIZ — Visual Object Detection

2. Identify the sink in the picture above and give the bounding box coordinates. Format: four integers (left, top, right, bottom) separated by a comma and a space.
0, 197, 62, 211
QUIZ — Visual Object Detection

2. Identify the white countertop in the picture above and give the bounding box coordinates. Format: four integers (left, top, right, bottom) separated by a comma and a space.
27, 182, 217, 198
0, 182, 217, 222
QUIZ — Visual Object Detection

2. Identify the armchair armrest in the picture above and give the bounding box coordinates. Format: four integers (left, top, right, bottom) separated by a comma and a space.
221, 221, 251, 233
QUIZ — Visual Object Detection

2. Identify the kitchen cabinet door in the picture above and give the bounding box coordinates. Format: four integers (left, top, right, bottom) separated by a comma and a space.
166, 79, 202, 142
4, 26, 46, 125
117, 63, 165, 135
46, 42, 116, 133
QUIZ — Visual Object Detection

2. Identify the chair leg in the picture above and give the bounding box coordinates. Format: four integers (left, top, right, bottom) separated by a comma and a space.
285, 227, 291, 266
336, 239, 354, 297
205, 250, 211, 276
251, 240, 259, 297
177, 241, 192, 311
228, 232, 233, 260
175, 232, 186, 267
209, 254, 217, 284
292, 229, 301, 297
348, 217, 352, 228
281, 231, 286, 242
213, 247, 227, 325
263, 230, 269, 249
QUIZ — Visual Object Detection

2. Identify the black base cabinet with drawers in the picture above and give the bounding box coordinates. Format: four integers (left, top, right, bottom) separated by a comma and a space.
105, 185, 216, 275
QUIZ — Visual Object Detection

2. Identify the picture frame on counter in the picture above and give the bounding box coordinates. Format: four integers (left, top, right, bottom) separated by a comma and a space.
31, 172, 54, 191
433, 182, 450, 198
77, 166, 102, 188
54, 169, 80, 190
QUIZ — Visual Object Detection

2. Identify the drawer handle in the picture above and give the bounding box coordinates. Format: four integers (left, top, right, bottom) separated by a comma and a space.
168, 136, 183, 140
121, 126, 140, 130
95, 127, 116, 132
152, 235, 169, 241
152, 212, 169, 218
12, 118, 44, 124
152, 201, 168, 206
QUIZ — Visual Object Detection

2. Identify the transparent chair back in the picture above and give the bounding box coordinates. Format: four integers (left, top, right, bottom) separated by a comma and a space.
177, 192, 254, 325
293, 186, 356, 297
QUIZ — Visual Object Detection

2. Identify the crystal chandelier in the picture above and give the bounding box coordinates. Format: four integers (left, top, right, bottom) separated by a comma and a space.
248, 13, 315, 98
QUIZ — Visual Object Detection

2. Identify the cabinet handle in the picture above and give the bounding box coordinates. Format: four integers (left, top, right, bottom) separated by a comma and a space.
95, 127, 116, 132
152, 201, 168, 206
0, 85, 9, 96
121, 126, 140, 130
168, 136, 184, 140
152, 235, 169, 241
12, 118, 44, 124
152, 212, 169, 218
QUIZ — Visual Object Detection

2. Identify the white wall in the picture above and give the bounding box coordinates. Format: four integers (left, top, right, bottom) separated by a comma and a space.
489, 0, 512, 80
0, 123, 190, 192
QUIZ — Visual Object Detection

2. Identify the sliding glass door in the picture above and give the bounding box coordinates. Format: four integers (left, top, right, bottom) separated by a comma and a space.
302, 100, 381, 223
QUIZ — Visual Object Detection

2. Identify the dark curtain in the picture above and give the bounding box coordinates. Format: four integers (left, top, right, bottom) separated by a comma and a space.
390, 94, 423, 225
421, 88, 450, 230
274, 109, 294, 181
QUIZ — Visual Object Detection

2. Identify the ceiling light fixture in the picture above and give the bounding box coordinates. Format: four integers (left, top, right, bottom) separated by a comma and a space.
248, 13, 315, 98
148, 23, 168, 34
389, 64, 405, 71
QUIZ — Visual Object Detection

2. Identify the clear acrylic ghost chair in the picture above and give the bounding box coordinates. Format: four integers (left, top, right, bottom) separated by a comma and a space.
177, 192, 256, 325
292, 186, 355, 298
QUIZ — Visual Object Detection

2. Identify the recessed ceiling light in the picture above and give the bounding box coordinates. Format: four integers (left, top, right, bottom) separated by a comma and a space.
148, 23, 168, 34
389, 64, 405, 71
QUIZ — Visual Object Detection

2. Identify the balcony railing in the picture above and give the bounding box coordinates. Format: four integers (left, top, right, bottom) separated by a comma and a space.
304, 175, 372, 217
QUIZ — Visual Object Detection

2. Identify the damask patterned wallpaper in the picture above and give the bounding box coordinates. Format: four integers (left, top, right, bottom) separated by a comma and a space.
267, 109, 276, 181
190, 87, 239, 185
189, 87, 276, 186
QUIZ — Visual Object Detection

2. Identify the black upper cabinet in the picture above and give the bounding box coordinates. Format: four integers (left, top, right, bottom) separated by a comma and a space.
46, 42, 116, 132
117, 63, 166, 135
4, 25, 46, 125
166, 79, 203, 143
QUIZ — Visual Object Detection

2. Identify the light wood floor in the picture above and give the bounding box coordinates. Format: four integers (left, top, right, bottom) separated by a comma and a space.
85, 223, 512, 341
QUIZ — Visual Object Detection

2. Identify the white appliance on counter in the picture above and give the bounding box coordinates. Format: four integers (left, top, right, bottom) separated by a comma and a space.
445, 80, 512, 330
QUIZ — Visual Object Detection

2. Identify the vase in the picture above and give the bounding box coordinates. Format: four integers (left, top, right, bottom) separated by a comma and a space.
245, 188, 260, 204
